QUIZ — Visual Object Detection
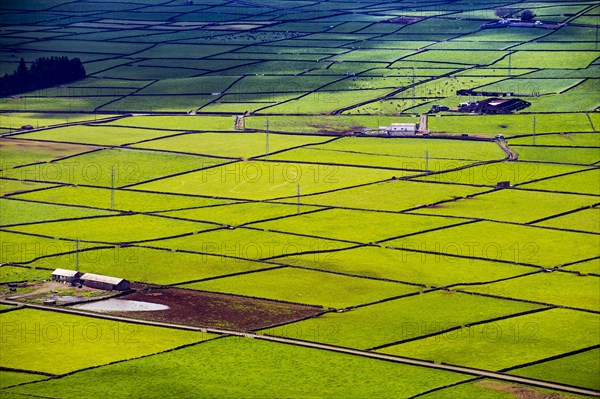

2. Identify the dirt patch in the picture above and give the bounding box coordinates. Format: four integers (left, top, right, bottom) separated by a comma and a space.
111, 285, 323, 331
0, 138, 99, 158
477, 381, 580, 399
310, 125, 363, 136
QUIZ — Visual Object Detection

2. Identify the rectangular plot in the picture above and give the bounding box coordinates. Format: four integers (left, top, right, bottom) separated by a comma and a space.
264, 147, 474, 172
508, 133, 600, 147
133, 43, 241, 58
0, 198, 116, 226
244, 115, 419, 134
0, 371, 46, 389
492, 51, 599, 69
379, 309, 600, 371
150, 227, 350, 259
265, 291, 542, 349
475, 78, 583, 96
403, 50, 507, 65
136, 161, 397, 200
3, 148, 220, 188
15, 126, 177, 146
0, 96, 120, 113
296, 180, 486, 212
0, 138, 98, 170
252, 209, 463, 243
5, 214, 214, 244
564, 258, 600, 275
537, 208, 600, 233
0, 308, 212, 374
30, 246, 268, 285
132, 132, 330, 158
414, 188, 598, 224
182, 267, 417, 308
417, 162, 584, 186
107, 115, 235, 131
510, 348, 600, 390
330, 49, 414, 62
389, 221, 600, 267
460, 272, 600, 311
519, 167, 600, 195
278, 245, 527, 287
0, 179, 55, 196
264, 89, 393, 114
157, 201, 321, 226
0, 265, 50, 283
12, 185, 227, 212
0, 231, 95, 264
512, 146, 600, 165
101, 95, 216, 113
428, 113, 595, 135
138, 76, 240, 95
7, 338, 469, 399
314, 137, 506, 161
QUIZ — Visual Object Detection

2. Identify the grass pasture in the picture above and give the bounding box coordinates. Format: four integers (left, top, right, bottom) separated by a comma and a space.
0, 0, 599, 396
182, 267, 418, 309
0, 308, 212, 374
379, 308, 600, 371
388, 220, 600, 267
6, 338, 469, 399
11, 185, 229, 212
265, 291, 542, 349
277, 245, 527, 287
136, 160, 398, 200
460, 271, 600, 311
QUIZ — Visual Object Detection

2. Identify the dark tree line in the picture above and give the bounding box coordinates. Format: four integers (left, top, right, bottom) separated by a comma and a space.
0, 56, 86, 97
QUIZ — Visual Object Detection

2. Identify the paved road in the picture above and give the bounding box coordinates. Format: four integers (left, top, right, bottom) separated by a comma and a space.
2, 300, 598, 397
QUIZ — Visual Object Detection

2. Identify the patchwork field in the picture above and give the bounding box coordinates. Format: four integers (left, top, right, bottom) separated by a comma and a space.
0, 0, 598, 397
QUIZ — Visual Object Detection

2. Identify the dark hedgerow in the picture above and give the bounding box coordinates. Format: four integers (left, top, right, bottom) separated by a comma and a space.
0, 56, 86, 97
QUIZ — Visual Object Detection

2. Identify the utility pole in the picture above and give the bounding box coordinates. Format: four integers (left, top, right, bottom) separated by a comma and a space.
411, 67, 416, 107
297, 184, 301, 214
533, 116, 537, 145
75, 238, 79, 272
266, 130, 269, 155
110, 166, 115, 210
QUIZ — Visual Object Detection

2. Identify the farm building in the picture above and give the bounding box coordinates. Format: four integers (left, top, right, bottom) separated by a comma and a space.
458, 98, 530, 114
51, 269, 82, 284
80, 273, 130, 291
379, 123, 417, 136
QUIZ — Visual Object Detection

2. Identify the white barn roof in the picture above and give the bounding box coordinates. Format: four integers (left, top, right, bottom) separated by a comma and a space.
52, 268, 80, 277
80, 273, 125, 285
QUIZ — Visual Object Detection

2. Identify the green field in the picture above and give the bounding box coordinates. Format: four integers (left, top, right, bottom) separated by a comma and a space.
380, 309, 599, 371
278, 245, 529, 287
6, 338, 470, 399
510, 348, 600, 390
29, 247, 270, 285
459, 271, 600, 311
266, 291, 542, 349
183, 267, 418, 309
414, 188, 598, 223
389, 220, 599, 267
0, 309, 212, 374
1, 0, 599, 396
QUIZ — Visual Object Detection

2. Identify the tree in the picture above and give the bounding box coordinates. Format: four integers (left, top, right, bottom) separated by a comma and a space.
0, 56, 86, 97
495, 8, 513, 18
521, 10, 536, 21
